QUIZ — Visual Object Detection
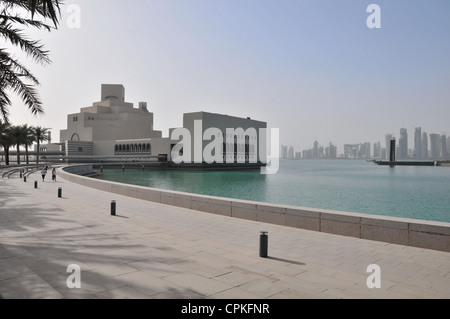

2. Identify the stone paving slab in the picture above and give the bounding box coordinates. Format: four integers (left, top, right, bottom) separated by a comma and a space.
0, 167, 449, 299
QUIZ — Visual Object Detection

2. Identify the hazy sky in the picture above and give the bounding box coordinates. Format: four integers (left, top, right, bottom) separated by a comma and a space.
8, 0, 450, 154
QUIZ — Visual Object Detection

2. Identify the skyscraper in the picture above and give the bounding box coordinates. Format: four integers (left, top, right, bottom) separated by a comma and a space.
429, 134, 440, 159
281, 145, 288, 159
373, 142, 381, 159
288, 146, 294, 160
362, 142, 371, 159
313, 141, 319, 159
421, 132, 428, 159
385, 134, 393, 160
381, 148, 386, 160
399, 128, 408, 159
325, 143, 337, 159
441, 135, 447, 159
414, 127, 421, 159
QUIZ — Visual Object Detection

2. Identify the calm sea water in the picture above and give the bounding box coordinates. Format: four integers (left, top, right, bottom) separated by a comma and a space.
95, 160, 450, 223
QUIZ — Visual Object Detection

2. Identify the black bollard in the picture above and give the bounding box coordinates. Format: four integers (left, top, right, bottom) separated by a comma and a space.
24, 176, 27, 182
111, 200, 116, 216
58, 187, 62, 198
34, 181, 38, 189
259, 231, 268, 258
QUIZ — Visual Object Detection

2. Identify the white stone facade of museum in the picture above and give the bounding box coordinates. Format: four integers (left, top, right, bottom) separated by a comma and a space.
59, 84, 267, 164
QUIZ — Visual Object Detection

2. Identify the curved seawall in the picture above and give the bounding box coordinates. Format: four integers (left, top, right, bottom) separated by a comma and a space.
59, 165, 450, 252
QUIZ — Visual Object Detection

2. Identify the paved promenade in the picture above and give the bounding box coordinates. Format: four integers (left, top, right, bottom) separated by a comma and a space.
0, 167, 449, 299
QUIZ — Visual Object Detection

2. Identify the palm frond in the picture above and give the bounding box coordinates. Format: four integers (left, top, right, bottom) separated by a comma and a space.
11, 79, 44, 116
0, 14, 53, 31
0, 49, 41, 85
0, 89, 12, 124
0, 50, 44, 118
34, 125, 50, 142
0, 0, 63, 123
0, 22, 51, 65
1, 0, 62, 27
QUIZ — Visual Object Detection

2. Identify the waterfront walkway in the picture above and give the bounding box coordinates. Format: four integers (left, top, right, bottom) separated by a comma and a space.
0, 167, 449, 299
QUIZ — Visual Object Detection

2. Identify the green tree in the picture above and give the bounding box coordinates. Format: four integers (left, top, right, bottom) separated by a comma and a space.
22, 123, 34, 164
33, 125, 49, 164
9, 124, 27, 164
0, 0, 62, 124
0, 119, 11, 165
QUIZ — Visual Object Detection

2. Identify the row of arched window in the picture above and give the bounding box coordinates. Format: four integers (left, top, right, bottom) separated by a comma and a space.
115, 143, 151, 155
115, 142, 256, 156
222, 143, 256, 154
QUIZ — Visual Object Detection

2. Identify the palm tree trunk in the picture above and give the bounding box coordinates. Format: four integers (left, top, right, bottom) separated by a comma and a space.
36, 141, 40, 164
26, 145, 30, 164
5, 147, 10, 165
16, 143, 20, 164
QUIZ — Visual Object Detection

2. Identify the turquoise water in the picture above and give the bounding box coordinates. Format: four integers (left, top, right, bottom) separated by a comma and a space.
95, 160, 450, 223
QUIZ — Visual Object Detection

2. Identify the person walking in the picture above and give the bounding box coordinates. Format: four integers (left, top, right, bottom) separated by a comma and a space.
52, 168, 57, 182
41, 167, 47, 182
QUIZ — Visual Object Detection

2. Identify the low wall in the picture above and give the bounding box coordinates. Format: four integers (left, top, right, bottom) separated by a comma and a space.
59, 165, 450, 253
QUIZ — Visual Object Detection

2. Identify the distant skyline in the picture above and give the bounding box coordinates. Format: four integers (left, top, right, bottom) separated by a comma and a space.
7, 0, 450, 153
292, 125, 448, 158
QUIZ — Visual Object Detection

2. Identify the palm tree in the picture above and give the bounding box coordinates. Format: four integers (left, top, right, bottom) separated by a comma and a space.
9, 125, 27, 164
22, 124, 35, 164
0, 0, 62, 124
33, 125, 49, 164
0, 119, 12, 165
